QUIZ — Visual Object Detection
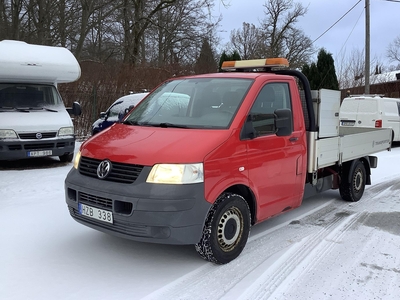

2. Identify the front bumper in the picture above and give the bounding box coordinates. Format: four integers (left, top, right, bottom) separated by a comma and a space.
65, 167, 211, 245
0, 137, 75, 160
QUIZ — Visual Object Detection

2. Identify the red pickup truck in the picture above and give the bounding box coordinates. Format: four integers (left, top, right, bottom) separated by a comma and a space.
65, 58, 391, 264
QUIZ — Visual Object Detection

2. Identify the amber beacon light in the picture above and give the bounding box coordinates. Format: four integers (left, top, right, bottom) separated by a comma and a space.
221, 58, 289, 70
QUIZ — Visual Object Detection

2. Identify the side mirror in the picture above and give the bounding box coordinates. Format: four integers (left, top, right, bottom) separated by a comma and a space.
275, 108, 293, 136
126, 105, 135, 114
118, 105, 135, 122
67, 102, 82, 116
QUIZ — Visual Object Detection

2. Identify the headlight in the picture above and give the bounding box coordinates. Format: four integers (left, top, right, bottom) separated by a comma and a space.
146, 163, 204, 184
0, 129, 18, 139
73, 151, 81, 169
58, 126, 74, 136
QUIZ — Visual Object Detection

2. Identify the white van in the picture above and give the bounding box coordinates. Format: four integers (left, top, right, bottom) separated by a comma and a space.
0, 40, 82, 162
339, 95, 400, 142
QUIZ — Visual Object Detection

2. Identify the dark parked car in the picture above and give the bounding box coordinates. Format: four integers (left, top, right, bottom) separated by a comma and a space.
91, 92, 148, 135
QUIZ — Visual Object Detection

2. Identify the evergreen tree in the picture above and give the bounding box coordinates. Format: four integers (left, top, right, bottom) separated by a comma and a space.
316, 49, 339, 90
302, 62, 319, 90
218, 51, 229, 71
195, 39, 217, 74
218, 50, 242, 72
231, 50, 241, 61
310, 63, 319, 89
301, 48, 338, 90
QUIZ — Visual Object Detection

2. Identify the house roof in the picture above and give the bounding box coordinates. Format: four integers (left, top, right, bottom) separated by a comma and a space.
368, 70, 400, 84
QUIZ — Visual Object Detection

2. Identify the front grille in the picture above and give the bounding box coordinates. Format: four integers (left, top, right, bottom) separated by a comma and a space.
56, 142, 68, 147
79, 156, 144, 184
7, 142, 70, 151
18, 132, 57, 139
69, 207, 152, 237
24, 143, 54, 150
79, 192, 112, 209
9, 145, 22, 151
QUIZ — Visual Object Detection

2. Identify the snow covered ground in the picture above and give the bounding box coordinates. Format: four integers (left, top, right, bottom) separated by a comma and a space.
1, 144, 400, 300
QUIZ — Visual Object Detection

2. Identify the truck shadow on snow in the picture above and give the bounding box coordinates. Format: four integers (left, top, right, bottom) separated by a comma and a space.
59, 229, 203, 267
0, 157, 70, 170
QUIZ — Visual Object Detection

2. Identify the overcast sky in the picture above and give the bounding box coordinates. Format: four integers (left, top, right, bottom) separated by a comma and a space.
217, 0, 399, 67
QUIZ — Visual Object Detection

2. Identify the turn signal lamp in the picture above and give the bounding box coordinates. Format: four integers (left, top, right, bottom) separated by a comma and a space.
221, 58, 289, 70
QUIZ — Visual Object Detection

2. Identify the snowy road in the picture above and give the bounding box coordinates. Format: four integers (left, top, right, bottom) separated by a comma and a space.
1, 145, 400, 300
143, 176, 400, 300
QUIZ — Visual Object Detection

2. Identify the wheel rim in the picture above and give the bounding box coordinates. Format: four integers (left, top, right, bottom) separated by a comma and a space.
217, 206, 243, 252
353, 168, 363, 193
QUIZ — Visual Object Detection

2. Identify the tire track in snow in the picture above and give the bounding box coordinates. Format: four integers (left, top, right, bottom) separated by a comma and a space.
345, 175, 400, 214
142, 202, 333, 300
142, 205, 352, 300
141, 177, 400, 300
253, 177, 400, 300
240, 211, 367, 300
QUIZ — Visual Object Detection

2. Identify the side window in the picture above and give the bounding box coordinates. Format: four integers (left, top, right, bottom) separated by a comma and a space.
249, 83, 292, 136
397, 101, 400, 116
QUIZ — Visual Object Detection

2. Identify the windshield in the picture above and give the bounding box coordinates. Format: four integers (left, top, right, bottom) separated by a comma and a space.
124, 78, 253, 129
0, 83, 63, 111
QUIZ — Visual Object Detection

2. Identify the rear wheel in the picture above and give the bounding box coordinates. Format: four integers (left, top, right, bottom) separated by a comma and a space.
195, 193, 251, 264
59, 152, 74, 163
339, 160, 366, 202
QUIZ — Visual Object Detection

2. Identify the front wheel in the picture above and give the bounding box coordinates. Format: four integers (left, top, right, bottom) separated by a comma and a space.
339, 160, 366, 202
195, 193, 251, 264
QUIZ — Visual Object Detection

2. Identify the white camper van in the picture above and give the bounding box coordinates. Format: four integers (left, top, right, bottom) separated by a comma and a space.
340, 95, 400, 142
0, 40, 81, 162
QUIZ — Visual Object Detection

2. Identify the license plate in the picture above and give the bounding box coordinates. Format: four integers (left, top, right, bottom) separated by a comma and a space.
27, 150, 52, 157
341, 121, 355, 126
78, 203, 113, 224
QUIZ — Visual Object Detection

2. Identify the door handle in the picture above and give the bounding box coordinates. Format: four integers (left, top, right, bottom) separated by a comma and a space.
289, 137, 298, 142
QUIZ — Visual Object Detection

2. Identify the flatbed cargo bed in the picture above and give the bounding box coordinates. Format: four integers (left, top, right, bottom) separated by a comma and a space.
308, 127, 392, 173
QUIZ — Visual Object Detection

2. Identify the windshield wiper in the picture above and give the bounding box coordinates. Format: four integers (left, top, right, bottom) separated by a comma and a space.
0, 106, 58, 113
158, 122, 188, 128
123, 120, 144, 126
122, 120, 139, 125
19, 106, 58, 112
122, 120, 187, 128
11, 107, 29, 112
35, 107, 58, 112
0, 106, 14, 112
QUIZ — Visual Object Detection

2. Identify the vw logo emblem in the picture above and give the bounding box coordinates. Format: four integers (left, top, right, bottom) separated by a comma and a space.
97, 160, 112, 179
36, 132, 42, 139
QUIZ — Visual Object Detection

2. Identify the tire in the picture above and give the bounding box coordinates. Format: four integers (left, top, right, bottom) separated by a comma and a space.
59, 153, 74, 163
195, 193, 251, 264
339, 160, 366, 202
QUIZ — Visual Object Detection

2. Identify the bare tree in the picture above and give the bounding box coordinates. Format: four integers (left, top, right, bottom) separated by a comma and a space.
387, 35, 400, 64
145, 0, 220, 67
337, 48, 386, 90
283, 27, 313, 68
260, 0, 314, 67
71, 0, 117, 59
0, 1, 10, 39
0, 0, 25, 40
121, 0, 178, 65
1, 0, 222, 66
228, 22, 265, 60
